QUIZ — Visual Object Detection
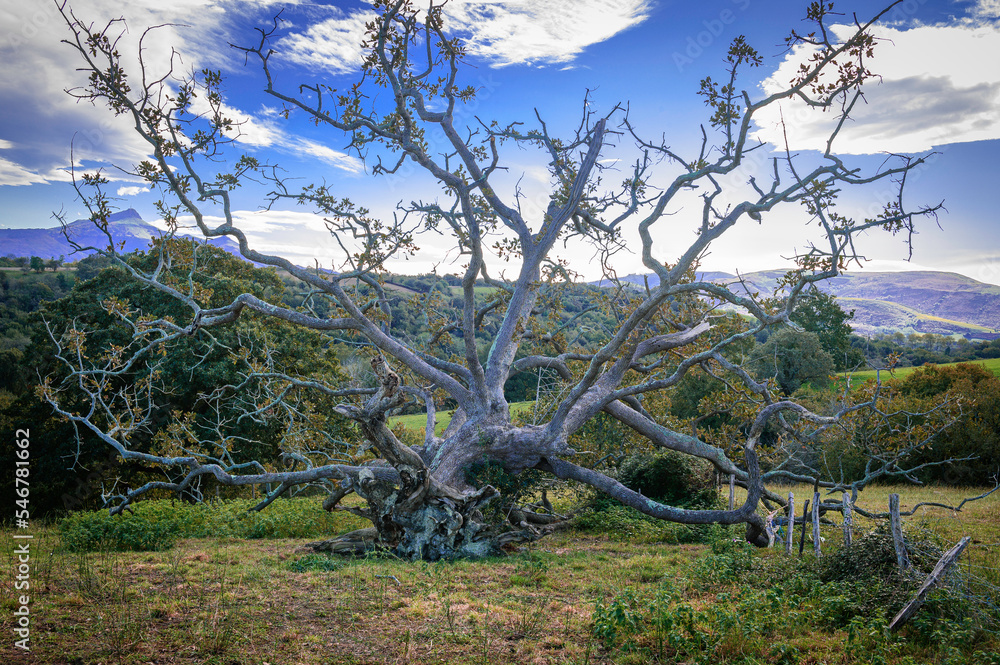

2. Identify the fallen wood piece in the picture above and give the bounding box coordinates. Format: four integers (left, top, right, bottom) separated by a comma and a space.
305, 527, 380, 555
889, 536, 971, 633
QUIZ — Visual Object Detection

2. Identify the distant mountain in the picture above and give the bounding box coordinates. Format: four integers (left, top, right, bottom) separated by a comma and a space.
0, 209, 241, 261
592, 270, 1000, 338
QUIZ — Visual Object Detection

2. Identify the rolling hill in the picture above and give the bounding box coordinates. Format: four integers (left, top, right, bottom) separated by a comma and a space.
595, 269, 1000, 338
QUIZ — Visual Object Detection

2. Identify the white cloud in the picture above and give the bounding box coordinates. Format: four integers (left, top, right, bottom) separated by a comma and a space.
0, 0, 303, 187
753, 20, 1000, 154
294, 139, 365, 172
117, 186, 145, 197
194, 98, 364, 172
444, 0, 653, 67
0, 157, 48, 187
154, 209, 365, 268
277, 9, 371, 75
973, 0, 1000, 19
277, 0, 653, 73
218, 103, 285, 149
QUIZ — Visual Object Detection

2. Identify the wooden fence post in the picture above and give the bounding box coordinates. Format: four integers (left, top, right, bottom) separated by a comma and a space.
728, 474, 735, 511
889, 537, 971, 632
889, 493, 910, 571
842, 491, 853, 548
812, 489, 821, 557
798, 499, 810, 556
785, 492, 795, 555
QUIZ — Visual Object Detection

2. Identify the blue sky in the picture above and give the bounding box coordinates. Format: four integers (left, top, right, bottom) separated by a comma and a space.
1, 0, 999, 284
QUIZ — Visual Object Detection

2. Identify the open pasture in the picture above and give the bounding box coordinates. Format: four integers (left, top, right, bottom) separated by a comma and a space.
841, 357, 1000, 382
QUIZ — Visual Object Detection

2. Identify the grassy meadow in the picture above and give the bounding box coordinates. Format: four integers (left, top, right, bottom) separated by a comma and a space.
2, 484, 999, 664
390, 400, 537, 435
840, 356, 1000, 383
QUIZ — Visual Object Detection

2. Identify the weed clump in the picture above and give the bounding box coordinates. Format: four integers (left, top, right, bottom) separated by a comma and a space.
691, 534, 756, 585
286, 553, 345, 573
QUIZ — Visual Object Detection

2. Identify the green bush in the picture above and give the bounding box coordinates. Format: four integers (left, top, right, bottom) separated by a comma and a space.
820, 527, 913, 585
572, 505, 719, 544
617, 450, 720, 510
58, 497, 364, 551
574, 450, 720, 543
573, 505, 659, 541
59, 510, 179, 552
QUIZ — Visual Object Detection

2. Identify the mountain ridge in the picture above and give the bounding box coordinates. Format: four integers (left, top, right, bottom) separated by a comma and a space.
0, 209, 241, 261
592, 270, 1000, 338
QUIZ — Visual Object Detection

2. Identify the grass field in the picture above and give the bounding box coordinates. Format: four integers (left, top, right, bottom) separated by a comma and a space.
3, 484, 998, 664
390, 400, 536, 435
840, 356, 1000, 382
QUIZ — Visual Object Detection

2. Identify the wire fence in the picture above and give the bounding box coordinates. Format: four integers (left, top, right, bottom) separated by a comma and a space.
745, 481, 1000, 629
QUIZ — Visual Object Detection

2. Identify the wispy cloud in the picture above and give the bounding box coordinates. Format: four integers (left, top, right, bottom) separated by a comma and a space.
753, 19, 1000, 154
443, 0, 654, 67
972, 0, 1000, 19
0, 0, 352, 187
277, 0, 654, 73
276, 8, 371, 75
0, 157, 49, 187
204, 99, 365, 173
155, 209, 366, 269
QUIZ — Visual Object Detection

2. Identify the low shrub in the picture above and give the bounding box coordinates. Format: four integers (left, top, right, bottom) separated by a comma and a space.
59, 510, 179, 552
58, 497, 365, 551
575, 450, 721, 543
617, 450, 720, 510
572, 505, 718, 544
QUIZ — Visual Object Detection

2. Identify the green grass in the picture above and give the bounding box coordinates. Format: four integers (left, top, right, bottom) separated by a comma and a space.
841, 357, 1000, 382
390, 400, 536, 435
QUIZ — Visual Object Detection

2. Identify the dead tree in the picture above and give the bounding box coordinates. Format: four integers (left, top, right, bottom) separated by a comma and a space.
45, 0, 947, 559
